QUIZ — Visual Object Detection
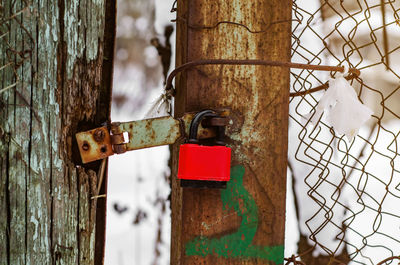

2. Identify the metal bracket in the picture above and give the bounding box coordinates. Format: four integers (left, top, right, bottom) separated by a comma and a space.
76, 110, 230, 163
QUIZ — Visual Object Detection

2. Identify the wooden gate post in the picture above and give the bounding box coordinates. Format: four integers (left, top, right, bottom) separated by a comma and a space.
0, 1, 115, 264
172, 0, 292, 264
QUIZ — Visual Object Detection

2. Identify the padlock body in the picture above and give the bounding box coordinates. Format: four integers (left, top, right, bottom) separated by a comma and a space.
178, 144, 231, 181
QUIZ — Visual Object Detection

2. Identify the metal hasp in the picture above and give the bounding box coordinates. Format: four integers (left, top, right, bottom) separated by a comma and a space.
76, 127, 115, 163
76, 111, 230, 163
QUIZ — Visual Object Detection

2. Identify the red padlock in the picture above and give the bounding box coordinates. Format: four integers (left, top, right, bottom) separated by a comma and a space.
178, 110, 231, 188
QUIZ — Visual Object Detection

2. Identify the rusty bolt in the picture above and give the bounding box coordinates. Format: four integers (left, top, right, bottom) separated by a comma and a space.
113, 144, 127, 154
111, 134, 125, 145
93, 129, 105, 143
110, 122, 122, 134
82, 141, 90, 151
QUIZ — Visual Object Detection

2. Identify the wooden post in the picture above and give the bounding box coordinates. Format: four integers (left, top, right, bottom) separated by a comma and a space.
172, 0, 292, 264
0, 0, 115, 264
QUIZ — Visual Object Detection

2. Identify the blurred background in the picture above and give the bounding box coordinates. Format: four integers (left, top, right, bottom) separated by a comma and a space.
104, 0, 175, 264
105, 0, 400, 264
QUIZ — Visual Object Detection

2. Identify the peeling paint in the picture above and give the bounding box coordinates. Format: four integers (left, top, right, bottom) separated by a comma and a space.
30, 216, 39, 241
0, 0, 109, 264
64, 0, 105, 79
201, 222, 211, 231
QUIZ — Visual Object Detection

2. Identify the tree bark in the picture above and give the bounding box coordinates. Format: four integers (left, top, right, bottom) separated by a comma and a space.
0, 0, 115, 264
172, 0, 292, 264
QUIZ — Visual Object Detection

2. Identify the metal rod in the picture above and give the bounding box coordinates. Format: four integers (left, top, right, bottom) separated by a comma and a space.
289, 74, 358, 97
165, 59, 360, 93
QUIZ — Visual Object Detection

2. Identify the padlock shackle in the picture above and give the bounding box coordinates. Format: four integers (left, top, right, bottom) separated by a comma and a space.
188, 110, 217, 143
188, 110, 225, 145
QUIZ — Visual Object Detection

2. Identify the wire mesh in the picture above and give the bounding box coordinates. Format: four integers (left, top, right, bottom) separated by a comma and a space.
289, 0, 400, 264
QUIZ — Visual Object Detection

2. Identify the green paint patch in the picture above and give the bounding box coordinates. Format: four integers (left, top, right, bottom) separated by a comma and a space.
185, 165, 284, 264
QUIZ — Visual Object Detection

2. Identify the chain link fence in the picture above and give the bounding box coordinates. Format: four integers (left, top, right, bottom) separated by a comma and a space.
288, 0, 400, 264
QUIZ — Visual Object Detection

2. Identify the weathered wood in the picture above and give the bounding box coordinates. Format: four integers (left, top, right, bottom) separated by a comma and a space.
172, 0, 292, 264
0, 0, 114, 264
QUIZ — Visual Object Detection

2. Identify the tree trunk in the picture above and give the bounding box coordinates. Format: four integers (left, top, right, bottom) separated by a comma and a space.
0, 0, 115, 264
171, 0, 292, 264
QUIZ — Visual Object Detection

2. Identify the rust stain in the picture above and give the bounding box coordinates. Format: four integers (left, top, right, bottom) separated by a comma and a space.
93, 128, 105, 143
110, 122, 122, 134
110, 134, 124, 145
145, 120, 152, 130
150, 128, 156, 140
113, 144, 126, 154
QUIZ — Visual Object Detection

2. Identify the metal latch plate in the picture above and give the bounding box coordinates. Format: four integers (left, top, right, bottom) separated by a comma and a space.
76, 126, 114, 163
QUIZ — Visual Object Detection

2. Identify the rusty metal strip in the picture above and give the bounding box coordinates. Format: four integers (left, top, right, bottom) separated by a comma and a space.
117, 116, 181, 151
76, 111, 230, 164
